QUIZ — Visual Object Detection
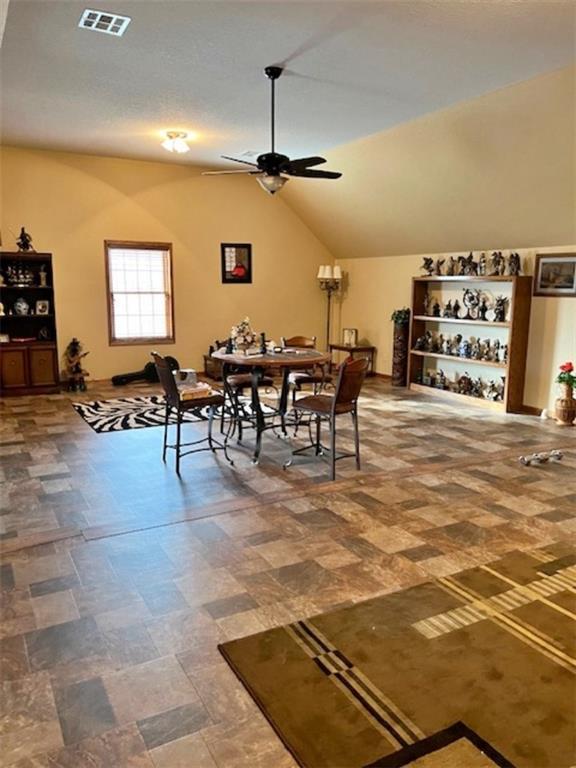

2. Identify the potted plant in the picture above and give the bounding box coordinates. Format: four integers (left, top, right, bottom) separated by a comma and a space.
390, 308, 411, 387
555, 362, 576, 426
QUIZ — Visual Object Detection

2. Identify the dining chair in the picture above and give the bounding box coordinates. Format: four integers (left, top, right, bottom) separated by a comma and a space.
284, 356, 369, 481
281, 335, 332, 405
151, 352, 233, 474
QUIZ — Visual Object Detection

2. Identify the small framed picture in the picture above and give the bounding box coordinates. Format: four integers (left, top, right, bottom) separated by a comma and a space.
342, 328, 358, 346
534, 253, 576, 297
221, 243, 252, 284
0, 333, 10, 344
35, 300, 50, 315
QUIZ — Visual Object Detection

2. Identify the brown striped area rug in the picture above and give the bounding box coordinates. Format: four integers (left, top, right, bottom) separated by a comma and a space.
219, 543, 576, 768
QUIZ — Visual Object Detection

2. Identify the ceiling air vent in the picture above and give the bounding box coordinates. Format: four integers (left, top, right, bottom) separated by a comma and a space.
78, 9, 131, 37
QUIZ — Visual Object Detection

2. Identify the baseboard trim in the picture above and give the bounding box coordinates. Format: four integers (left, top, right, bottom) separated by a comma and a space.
520, 404, 542, 416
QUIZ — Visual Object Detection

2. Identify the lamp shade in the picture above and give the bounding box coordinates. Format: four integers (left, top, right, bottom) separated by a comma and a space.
256, 175, 288, 195
333, 265, 342, 280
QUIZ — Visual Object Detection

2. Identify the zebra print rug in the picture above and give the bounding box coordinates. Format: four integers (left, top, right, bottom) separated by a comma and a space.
72, 395, 274, 433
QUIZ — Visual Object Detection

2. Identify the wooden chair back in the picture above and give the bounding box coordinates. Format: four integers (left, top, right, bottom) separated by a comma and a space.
151, 352, 180, 408
281, 335, 317, 349
333, 357, 369, 407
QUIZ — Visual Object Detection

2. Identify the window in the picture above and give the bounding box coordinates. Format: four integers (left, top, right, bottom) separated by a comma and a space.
105, 241, 174, 345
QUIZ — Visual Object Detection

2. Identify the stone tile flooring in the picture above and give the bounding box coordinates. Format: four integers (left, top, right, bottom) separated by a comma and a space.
1, 379, 575, 766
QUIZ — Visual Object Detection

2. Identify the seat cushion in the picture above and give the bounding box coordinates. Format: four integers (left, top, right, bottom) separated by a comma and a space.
293, 395, 353, 415
289, 371, 333, 386
226, 374, 274, 390
180, 393, 224, 408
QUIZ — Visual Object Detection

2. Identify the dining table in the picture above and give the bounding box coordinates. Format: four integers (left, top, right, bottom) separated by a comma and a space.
211, 347, 331, 464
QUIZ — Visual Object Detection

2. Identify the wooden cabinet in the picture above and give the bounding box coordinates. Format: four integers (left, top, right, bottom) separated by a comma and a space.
1, 347, 27, 389
0, 252, 60, 396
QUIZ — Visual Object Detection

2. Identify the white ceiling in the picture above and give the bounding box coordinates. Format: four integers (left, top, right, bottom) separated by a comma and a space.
1, 0, 574, 168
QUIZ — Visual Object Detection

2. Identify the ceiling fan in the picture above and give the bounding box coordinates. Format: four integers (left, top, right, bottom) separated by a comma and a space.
202, 66, 342, 194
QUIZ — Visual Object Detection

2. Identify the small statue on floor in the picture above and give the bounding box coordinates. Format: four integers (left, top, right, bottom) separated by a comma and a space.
421, 257, 435, 276
65, 338, 89, 392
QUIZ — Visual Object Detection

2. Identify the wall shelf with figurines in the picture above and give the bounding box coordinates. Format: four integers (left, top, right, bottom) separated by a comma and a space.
407, 251, 532, 413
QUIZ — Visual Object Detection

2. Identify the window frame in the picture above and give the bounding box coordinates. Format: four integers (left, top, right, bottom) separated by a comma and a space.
104, 240, 175, 346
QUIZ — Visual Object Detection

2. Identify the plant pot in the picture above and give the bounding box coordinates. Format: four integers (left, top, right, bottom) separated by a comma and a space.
392, 322, 409, 387
555, 383, 576, 426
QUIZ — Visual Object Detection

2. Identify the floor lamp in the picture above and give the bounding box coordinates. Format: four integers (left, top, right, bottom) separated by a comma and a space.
317, 265, 342, 349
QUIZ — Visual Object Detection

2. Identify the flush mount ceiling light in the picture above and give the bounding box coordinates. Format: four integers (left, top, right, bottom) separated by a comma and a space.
161, 131, 190, 154
256, 175, 287, 195
78, 9, 131, 36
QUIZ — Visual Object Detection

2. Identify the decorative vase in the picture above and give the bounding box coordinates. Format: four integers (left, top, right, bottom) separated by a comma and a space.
555, 383, 576, 426
392, 322, 409, 387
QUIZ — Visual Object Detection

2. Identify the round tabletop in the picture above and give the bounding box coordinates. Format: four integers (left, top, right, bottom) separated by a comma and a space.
212, 347, 330, 370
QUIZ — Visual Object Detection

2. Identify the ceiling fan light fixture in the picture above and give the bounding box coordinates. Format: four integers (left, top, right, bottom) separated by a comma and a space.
256, 174, 288, 195
161, 131, 190, 154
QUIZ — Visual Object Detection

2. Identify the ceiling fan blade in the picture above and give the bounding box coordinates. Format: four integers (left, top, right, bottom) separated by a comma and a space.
221, 155, 259, 167
286, 168, 342, 179
283, 156, 326, 171
202, 169, 258, 175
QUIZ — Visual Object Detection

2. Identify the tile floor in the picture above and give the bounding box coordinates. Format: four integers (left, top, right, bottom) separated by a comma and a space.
1, 379, 575, 766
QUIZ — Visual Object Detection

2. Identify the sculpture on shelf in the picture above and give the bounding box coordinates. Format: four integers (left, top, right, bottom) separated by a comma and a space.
39, 265, 48, 288
482, 339, 492, 361
478, 296, 489, 321
441, 337, 451, 356
489, 251, 505, 276
452, 299, 461, 319
13, 297, 29, 316
493, 295, 508, 322
64, 338, 90, 392
502, 344, 508, 364
16, 227, 34, 252
478, 253, 487, 276
471, 378, 484, 398
431, 333, 443, 353
451, 334, 463, 355
423, 292, 432, 316
458, 373, 473, 395
508, 252, 521, 276
421, 257, 435, 276
6, 263, 34, 287
486, 380, 500, 400
432, 300, 441, 317
446, 256, 457, 276
462, 288, 480, 320
443, 300, 453, 318
437, 369, 447, 389
434, 258, 444, 276
458, 252, 478, 276
493, 339, 501, 362
414, 332, 432, 351
459, 339, 472, 359
471, 339, 482, 359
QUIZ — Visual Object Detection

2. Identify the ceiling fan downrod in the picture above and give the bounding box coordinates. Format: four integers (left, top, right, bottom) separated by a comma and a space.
264, 66, 283, 156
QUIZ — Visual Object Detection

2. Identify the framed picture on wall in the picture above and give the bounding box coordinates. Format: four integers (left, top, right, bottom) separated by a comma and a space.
533, 253, 576, 297
221, 243, 252, 284
35, 300, 50, 315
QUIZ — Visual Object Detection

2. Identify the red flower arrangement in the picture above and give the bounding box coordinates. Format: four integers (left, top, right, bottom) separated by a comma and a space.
556, 361, 575, 388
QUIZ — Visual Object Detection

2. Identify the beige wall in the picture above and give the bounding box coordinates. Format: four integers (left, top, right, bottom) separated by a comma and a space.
283, 66, 575, 259
335, 246, 576, 412
0, 147, 333, 379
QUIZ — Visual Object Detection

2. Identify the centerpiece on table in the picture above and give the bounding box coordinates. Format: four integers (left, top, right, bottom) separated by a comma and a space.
230, 317, 258, 354
554, 361, 576, 426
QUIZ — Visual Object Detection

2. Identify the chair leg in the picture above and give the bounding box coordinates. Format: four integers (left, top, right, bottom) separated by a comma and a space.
352, 406, 361, 470
208, 405, 216, 451
175, 410, 182, 475
162, 404, 169, 462
330, 416, 336, 481
315, 414, 322, 455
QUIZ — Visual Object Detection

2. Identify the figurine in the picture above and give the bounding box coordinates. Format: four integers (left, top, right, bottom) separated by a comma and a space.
437, 370, 447, 389
452, 334, 463, 355
493, 296, 508, 322
443, 300, 453, 318
225, 337, 234, 354
16, 227, 34, 252
423, 292, 432, 316
493, 339, 501, 362
434, 258, 445, 276
431, 333, 443, 353
6, 263, 34, 287
478, 253, 487, 276
421, 257, 435, 276
471, 338, 482, 359
462, 288, 480, 320
441, 337, 451, 356
259, 332, 267, 355
458, 252, 478, 276
446, 256, 457, 276
458, 373, 473, 395
39, 265, 48, 288
37, 326, 51, 341
432, 300, 441, 317
508, 252, 521, 276
459, 339, 472, 358
471, 378, 484, 398
414, 332, 432, 351
452, 300, 461, 319
502, 344, 508, 364
0, 302, 4, 316
64, 338, 90, 392
489, 251, 505, 276
482, 339, 492, 361
478, 297, 489, 321
486, 380, 500, 401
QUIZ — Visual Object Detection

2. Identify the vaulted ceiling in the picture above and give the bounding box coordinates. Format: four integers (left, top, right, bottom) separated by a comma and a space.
1, 0, 574, 167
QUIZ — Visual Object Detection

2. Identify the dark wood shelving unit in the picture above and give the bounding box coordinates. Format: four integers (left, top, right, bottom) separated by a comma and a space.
0, 252, 60, 395
407, 275, 532, 413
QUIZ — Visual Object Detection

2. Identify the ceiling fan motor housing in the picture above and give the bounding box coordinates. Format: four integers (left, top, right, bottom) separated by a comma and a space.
257, 152, 290, 175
